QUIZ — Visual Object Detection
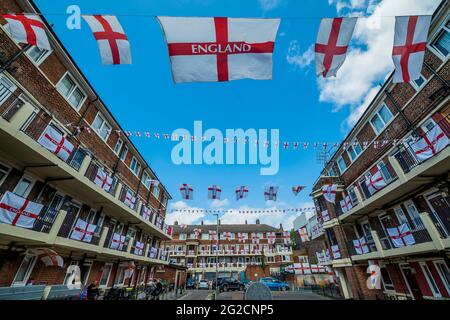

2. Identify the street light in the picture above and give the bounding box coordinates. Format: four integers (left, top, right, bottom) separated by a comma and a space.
213, 213, 219, 300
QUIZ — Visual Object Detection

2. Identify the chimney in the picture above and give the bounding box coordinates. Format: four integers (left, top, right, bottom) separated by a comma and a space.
280, 223, 283, 230
219, 219, 221, 225
201, 220, 204, 225
256, 219, 260, 224
174, 221, 178, 226
245, 220, 248, 224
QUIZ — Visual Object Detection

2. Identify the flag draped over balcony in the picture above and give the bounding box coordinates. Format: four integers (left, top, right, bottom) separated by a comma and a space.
411, 125, 449, 162
94, 167, 113, 192
157, 16, 280, 83
110, 233, 126, 250
353, 237, 369, 255
365, 169, 387, 195
0, 191, 43, 229
298, 227, 309, 242
70, 218, 96, 243
387, 223, 415, 248
38, 126, 74, 162
322, 184, 337, 203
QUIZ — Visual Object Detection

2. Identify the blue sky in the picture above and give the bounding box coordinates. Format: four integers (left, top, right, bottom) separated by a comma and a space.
33, 0, 440, 228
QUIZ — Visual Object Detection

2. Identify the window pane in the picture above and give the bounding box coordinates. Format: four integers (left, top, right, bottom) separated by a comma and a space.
114, 139, 123, 154
15, 179, 31, 197
379, 105, 393, 124
413, 75, 425, 88
99, 264, 112, 286
120, 147, 128, 161
371, 114, 385, 133
69, 88, 84, 108
28, 47, 47, 63
348, 146, 356, 161
436, 263, 450, 289
58, 76, 74, 97
92, 115, 104, 131
433, 29, 450, 56
354, 143, 362, 155
14, 255, 35, 283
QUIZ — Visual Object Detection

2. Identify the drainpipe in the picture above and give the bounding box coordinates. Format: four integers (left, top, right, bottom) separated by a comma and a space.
383, 87, 418, 138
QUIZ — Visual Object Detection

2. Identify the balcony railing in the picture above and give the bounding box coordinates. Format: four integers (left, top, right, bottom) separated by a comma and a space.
380, 226, 432, 250
84, 160, 119, 197
347, 239, 378, 256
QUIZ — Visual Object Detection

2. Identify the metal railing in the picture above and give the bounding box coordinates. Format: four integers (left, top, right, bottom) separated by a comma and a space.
346, 239, 378, 256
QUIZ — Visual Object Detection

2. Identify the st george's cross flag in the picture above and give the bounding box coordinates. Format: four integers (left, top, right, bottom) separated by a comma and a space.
94, 167, 113, 192
26, 248, 64, 268
298, 227, 310, 242
322, 184, 337, 203
264, 186, 278, 201
180, 184, 193, 200
110, 233, 126, 250
70, 218, 96, 243
315, 17, 357, 77
83, 15, 132, 65
0, 191, 43, 229
208, 185, 222, 200
353, 237, 369, 255
387, 223, 415, 248
157, 17, 280, 83
411, 125, 449, 162
365, 169, 387, 195
38, 126, 74, 162
2, 14, 51, 50
236, 186, 249, 200
266, 232, 276, 244
292, 186, 305, 196
392, 16, 431, 83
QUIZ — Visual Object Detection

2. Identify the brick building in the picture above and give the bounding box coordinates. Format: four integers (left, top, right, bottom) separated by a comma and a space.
310, 1, 450, 300
0, 0, 172, 293
162, 220, 294, 282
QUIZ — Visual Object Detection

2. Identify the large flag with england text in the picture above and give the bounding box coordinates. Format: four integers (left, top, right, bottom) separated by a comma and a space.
157, 17, 280, 83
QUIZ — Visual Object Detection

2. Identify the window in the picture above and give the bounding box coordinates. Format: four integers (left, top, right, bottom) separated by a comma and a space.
337, 156, 347, 173
120, 146, 128, 162
347, 142, 362, 161
12, 255, 36, 286
377, 161, 393, 183
56, 73, 86, 110
152, 184, 160, 199
431, 24, 450, 58
411, 73, 426, 90
370, 104, 393, 134
421, 118, 436, 132
130, 157, 141, 176
394, 206, 410, 226
420, 262, 442, 298
114, 138, 123, 155
404, 201, 424, 230
27, 46, 51, 65
92, 113, 111, 141
0, 163, 10, 186
434, 261, 450, 295
0, 74, 16, 105
13, 176, 34, 197
179, 233, 187, 240
201, 233, 209, 240
142, 171, 151, 189
380, 267, 395, 291
348, 187, 359, 205
99, 263, 113, 287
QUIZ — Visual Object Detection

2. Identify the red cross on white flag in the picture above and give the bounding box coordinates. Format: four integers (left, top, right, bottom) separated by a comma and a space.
134, 241, 145, 255
266, 232, 276, 244
222, 231, 231, 241
157, 17, 280, 83
411, 125, 449, 162
283, 230, 291, 244
3, 14, 51, 50
38, 125, 74, 162
110, 233, 126, 250
26, 248, 64, 268
264, 186, 278, 201
298, 227, 309, 242
292, 186, 305, 196
0, 191, 43, 229
392, 15, 431, 83
353, 237, 369, 255
294, 262, 311, 275
237, 232, 245, 243
387, 223, 415, 248
208, 185, 222, 200
315, 17, 357, 77
235, 186, 248, 200
180, 184, 193, 200
251, 232, 260, 244
322, 184, 337, 203
94, 167, 113, 192
70, 218, 96, 243
124, 190, 137, 209
83, 15, 132, 65
331, 244, 341, 259
365, 169, 387, 195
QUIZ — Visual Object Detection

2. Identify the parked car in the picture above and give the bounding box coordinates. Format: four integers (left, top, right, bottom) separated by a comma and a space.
186, 278, 195, 289
259, 277, 290, 291
216, 277, 245, 292
198, 280, 210, 290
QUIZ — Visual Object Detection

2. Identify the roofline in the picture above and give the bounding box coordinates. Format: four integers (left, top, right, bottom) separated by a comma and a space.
23, 0, 172, 200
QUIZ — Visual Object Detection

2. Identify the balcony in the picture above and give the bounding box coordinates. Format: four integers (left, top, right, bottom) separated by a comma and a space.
0, 102, 171, 240
339, 126, 450, 222
349, 212, 450, 261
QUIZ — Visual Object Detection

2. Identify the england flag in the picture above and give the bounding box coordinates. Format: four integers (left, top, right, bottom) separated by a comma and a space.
411, 125, 449, 162
38, 126, 74, 162
2, 14, 51, 50
0, 191, 43, 229
157, 17, 280, 83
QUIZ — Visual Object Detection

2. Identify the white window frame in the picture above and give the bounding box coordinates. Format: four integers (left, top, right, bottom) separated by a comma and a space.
179, 233, 187, 240
152, 184, 160, 199
130, 157, 141, 177
91, 112, 112, 142
410, 73, 427, 91
13, 175, 36, 198
0, 74, 17, 106
120, 146, 128, 162
56, 72, 87, 111
433, 260, 450, 295
369, 103, 394, 135
337, 156, 347, 173
26, 46, 52, 66
428, 19, 450, 60
12, 254, 37, 286
99, 263, 113, 288
346, 141, 362, 162
419, 262, 442, 298
114, 138, 123, 155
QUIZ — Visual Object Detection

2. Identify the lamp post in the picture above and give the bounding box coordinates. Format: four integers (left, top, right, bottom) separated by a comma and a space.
213, 213, 220, 300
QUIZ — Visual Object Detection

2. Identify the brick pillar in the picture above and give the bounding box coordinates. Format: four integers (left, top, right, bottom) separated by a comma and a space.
345, 265, 385, 300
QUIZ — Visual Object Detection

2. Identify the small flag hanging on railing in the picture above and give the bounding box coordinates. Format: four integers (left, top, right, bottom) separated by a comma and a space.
353, 237, 369, 255
180, 184, 194, 200
208, 185, 222, 200
235, 186, 249, 200
70, 218, 96, 243
387, 223, 415, 248
292, 186, 305, 196
264, 186, 278, 201
365, 169, 387, 195
322, 184, 337, 203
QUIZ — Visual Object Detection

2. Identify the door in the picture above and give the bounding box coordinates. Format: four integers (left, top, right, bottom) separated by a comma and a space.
58, 201, 81, 237
378, 214, 394, 249
428, 194, 450, 236
401, 267, 423, 300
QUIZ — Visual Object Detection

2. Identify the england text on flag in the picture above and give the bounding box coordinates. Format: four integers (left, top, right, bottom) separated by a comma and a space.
157, 17, 280, 83
0, 191, 43, 229
392, 15, 431, 83
315, 17, 357, 77
2, 14, 51, 50
83, 15, 132, 65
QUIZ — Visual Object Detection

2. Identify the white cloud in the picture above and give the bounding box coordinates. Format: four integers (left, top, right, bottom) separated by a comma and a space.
286, 42, 315, 69
291, 0, 440, 131
259, 0, 282, 12
165, 201, 206, 225
210, 198, 230, 209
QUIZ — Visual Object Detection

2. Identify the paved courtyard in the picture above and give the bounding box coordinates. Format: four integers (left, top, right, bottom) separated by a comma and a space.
179, 289, 333, 300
